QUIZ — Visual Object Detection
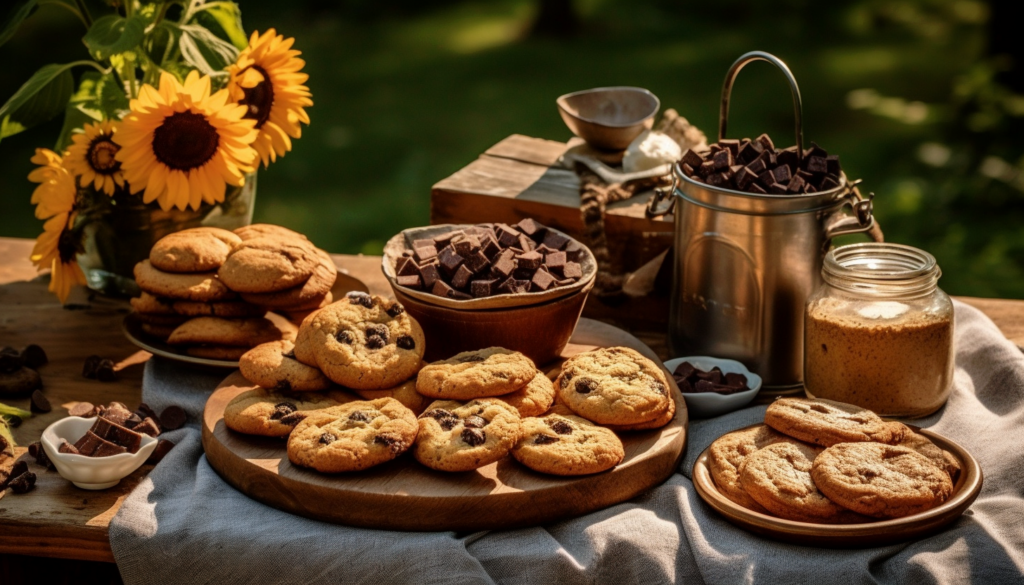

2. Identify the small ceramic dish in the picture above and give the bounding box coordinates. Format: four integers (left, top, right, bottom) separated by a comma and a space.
41, 416, 158, 490
664, 356, 762, 418
556, 87, 659, 151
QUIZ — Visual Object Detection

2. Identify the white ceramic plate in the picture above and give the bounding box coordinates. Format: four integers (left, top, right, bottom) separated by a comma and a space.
664, 356, 762, 418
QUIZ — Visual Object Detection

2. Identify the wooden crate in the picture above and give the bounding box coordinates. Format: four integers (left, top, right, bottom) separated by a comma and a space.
431, 134, 673, 328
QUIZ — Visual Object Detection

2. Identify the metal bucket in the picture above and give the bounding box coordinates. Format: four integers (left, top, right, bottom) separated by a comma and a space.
647, 51, 879, 393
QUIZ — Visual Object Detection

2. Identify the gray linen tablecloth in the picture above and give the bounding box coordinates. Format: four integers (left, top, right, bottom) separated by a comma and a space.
109, 300, 1024, 584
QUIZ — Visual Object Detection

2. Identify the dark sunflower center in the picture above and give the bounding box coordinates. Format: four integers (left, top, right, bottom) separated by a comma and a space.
57, 226, 79, 264
239, 65, 273, 129
88, 136, 121, 175
152, 111, 220, 171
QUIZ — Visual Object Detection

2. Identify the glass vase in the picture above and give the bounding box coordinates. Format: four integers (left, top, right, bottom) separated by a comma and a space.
76, 173, 257, 297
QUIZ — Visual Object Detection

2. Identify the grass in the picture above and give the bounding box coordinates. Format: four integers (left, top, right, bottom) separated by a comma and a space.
1, 0, 1019, 297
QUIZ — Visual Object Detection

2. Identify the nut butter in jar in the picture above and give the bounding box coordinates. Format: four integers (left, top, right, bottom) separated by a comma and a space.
803, 243, 954, 417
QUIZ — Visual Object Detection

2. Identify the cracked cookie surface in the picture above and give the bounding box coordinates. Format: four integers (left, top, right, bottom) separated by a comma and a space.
414, 398, 522, 472
224, 387, 357, 437
416, 347, 536, 400
512, 411, 623, 476
555, 347, 670, 426
240, 340, 331, 392
765, 398, 905, 447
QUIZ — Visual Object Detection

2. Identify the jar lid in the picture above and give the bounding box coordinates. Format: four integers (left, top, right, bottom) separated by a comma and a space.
823, 243, 941, 297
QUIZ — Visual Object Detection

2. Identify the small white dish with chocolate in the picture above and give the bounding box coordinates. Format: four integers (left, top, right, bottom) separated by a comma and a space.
42, 416, 158, 490
665, 356, 761, 418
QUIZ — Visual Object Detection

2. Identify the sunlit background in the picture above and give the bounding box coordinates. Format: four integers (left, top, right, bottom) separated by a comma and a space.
2, 0, 1022, 297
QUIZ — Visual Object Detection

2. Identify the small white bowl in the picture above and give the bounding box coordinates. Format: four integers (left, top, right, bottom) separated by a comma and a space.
41, 417, 158, 490
665, 356, 762, 419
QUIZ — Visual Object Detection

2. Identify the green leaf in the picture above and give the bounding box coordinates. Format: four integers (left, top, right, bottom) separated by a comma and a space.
53, 71, 129, 151
192, 2, 248, 50
178, 23, 239, 76
0, 0, 37, 48
83, 14, 148, 60
0, 62, 85, 142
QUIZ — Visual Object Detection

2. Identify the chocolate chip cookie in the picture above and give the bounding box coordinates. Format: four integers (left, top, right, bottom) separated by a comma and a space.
167, 316, 296, 347
556, 347, 670, 426
811, 442, 954, 519
293, 292, 425, 390
224, 387, 357, 437
240, 340, 331, 392
708, 425, 790, 513
149, 227, 241, 273
414, 398, 522, 472
512, 412, 623, 476
740, 441, 867, 523
765, 398, 906, 447
416, 347, 536, 400
354, 377, 432, 416
287, 398, 419, 472
497, 370, 556, 417
218, 236, 322, 293
134, 260, 237, 302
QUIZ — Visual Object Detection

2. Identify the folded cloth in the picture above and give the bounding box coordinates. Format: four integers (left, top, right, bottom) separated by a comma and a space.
110, 301, 1024, 584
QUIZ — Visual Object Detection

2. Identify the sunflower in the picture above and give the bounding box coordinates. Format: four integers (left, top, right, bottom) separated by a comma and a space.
227, 28, 313, 167
114, 70, 259, 212
64, 120, 126, 195
28, 148, 77, 220
30, 212, 86, 305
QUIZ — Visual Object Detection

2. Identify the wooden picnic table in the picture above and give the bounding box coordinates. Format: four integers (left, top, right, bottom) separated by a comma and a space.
1, 235, 1022, 564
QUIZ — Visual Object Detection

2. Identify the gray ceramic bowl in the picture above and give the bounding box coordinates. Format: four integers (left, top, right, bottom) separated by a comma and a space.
557, 87, 659, 151
665, 356, 762, 418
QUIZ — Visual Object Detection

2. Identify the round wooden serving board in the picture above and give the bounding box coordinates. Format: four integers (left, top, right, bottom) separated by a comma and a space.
202, 318, 688, 532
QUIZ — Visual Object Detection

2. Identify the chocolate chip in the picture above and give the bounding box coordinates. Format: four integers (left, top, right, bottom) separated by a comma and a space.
96, 359, 116, 382
574, 377, 598, 394
9, 471, 36, 494
279, 411, 307, 426
346, 291, 375, 308
366, 336, 385, 349
275, 380, 293, 392
136, 403, 159, 421
385, 303, 405, 317
0, 349, 24, 373
349, 410, 371, 423
337, 330, 354, 344
135, 417, 162, 437
20, 344, 47, 369
549, 420, 573, 435
366, 324, 390, 343
82, 355, 102, 379
463, 415, 487, 429
396, 335, 416, 350
423, 408, 459, 430
533, 434, 559, 445
318, 432, 337, 445
146, 439, 175, 465
270, 402, 297, 421
651, 381, 666, 395
374, 432, 404, 453
159, 405, 187, 430
461, 427, 486, 446
30, 389, 51, 413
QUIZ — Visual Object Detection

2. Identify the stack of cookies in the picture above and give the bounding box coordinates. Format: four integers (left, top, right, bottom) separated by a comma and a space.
223, 295, 676, 478
708, 397, 959, 523
130, 224, 338, 360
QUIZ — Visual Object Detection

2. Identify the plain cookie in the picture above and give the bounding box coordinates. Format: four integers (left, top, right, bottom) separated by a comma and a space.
218, 236, 321, 293
708, 425, 790, 513
765, 398, 906, 447
240, 340, 331, 392
167, 316, 293, 347
149, 227, 241, 273
134, 260, 236, 301
416, 347, 536, 400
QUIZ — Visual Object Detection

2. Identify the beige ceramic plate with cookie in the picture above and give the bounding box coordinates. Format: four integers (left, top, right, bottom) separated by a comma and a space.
692, 423, 983, 548
201, 318, 688, 531
122, 269, 369, 369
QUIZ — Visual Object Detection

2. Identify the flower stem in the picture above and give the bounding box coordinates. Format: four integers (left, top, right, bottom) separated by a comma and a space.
72, 0, 93, 27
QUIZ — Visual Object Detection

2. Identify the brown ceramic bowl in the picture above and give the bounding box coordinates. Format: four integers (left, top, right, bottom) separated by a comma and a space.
391, 278, 594, 366
557, 87, 660, 151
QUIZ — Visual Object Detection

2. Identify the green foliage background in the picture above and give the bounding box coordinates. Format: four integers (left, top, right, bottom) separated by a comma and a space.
1, 0, 1022, 298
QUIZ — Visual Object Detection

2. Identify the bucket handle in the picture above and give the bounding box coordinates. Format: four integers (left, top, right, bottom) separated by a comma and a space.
720, 51, 804, 158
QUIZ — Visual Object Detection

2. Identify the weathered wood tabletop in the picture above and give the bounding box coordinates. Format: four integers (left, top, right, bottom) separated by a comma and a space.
2, 223, 1023, 564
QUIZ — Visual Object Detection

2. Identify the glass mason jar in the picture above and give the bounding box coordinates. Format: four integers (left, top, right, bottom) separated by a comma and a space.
76, 173, 257, 297
803, 243, 954, 418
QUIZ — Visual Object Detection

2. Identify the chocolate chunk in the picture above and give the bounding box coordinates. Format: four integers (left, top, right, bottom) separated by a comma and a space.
574, 377, 598, 394
560, 262, 583, 280
463, 251, 491, 274
349, 410, 371, 423
803, 142, 828, 159
146, 439, 175, 465
431, 279, 455, 299
30, 389, 51, 413
746, 157, 767, 175
101, 402, 133, 426
82, 355, 102, 379
337, 330, 354, 344
771, 164, 792, 184
452, 264, 474, 290
679, 163, 695, 177
396, 274, 423, 289
413, 246, 437, 263
758, 170, 776, 188
396, 256, 419, 277
318, 432, 337, 445
681, 149, 705, 169
549, 420, 573, 435
693, 380, 719, 394
451, 289, 472, 300
755, 133, 775, 152
515, 251, 542, 271
437, 246, 464, 277
124, 412, 143, 429
564, 241, 585, 262
366, 335, 386, 349
747, 182, 768, 195
734, 166, 757, 189
533, 434, 559, 445
517, 233, 536, 252
159, 405, 187, 430
346, 291, 375, 308
453, 234, 480, 257
134, 417, 162, 437
461, 427, 486, 446
89, 433, 127, 457
490, 249, 516, 279
8, 471, 36, 494
366, 324, 390, 343
419, 263, 441, 289
777, 145, 799, 168
73, 431, 103, 456
1, 460, 28, 490
496, 224, 520, 248
769, 183, 789, 195
712, 148, 732, 170
432, 230, 464, 250
58, 440, 79, 455
674, 362, 697, 379
541, 230, 569, 251
806, 155, 828, 174
91, 417, 143, 453
463, 415, 488, 429
411, 238, 434, 251
396, 335, 416, 350
719, 139, 740, 156
0, 349, 23, 373
470, 279, 496, 298
543, 251, 567, 271
513, 267, 535, 281
695, 367, 723, 384
825, 155, 841, 175
20, 345, 47, 369
787, 173, 806, 193
706, 172, 729, 187
423, 408, 459, 430
481, 237, 502, 260
723, 372, 749, 390
531, 268, 557, 292
738, 140, 763, 164
269, 402, 297, 421
516, 218, 546, 238
820, 175, 841, 191
136, 403, 159, 421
